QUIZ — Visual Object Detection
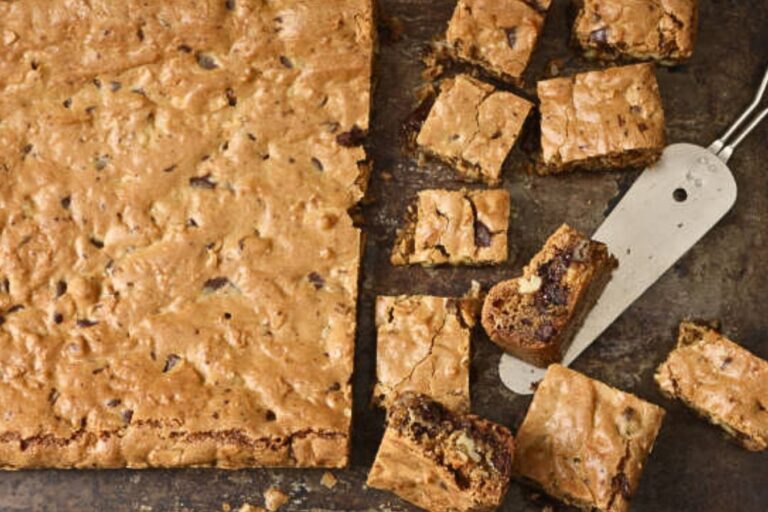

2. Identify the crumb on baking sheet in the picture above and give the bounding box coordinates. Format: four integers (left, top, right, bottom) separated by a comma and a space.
264, 487, 289, 511
321, 471, 338, 489
237, 504, 265, 512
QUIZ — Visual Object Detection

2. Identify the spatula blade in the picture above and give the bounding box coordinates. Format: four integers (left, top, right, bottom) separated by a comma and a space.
499, 143, 738, 394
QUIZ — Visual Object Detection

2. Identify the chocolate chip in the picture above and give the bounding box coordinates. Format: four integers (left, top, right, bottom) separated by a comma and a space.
7, 304, 24, 314
30, 61, 39, 71
178, 44, 192, 53
589, 27, 608, 44
490, 130, 502, 140
474, 221, 493, 248
720, 356, 733, 369
163, 164, 177, 173
279, 55, 293, 69
535, 322, 556, 341
504, 27, 517, 48
247, 133, 256, 141
122, 409, 134, 424
163, 354, 181, 372
110, 81, 122, 92
203, 276, 230, 292
136, 27, 145, 41
311, 157, 324, 171
308, 272, 325, 289
225, 0, 235, 10
53, 313, 63, 324
0, 279, 8, 294
89, 237, 104, 249
638, 122, 649, 132
336, 125, 367, 147
617, 115, 625, 127
0, 316, 5, 326
223, 312, 232, 320
187, 218, 198, 228
92, 78, 102, 89
76, 319, 98, 328
189, 174, 217, 189
629, 105, 642, 114
225, 87, 237, 107
48, 389, 59, 404
85, 105, 96, 115
196, 52, 219, 70
265, 410, 276, 421
93, 155, 109, 171
328, 382, 341, 391
22, 143, 33, 155
63, 98, 72, 108
107, 399, 121, 408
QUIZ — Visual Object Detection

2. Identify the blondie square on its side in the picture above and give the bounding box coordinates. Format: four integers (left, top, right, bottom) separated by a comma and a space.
655, 322, 768, 451
482, 224, 617, 367
537, 63, 666, 174
367, 393, 515, 512
374, 285, 480, 412
515, 365, 665, 512
573, 0, 698, 65
446, 0, 552, 82
392, 189, 510, 266
417, 74, 533, 183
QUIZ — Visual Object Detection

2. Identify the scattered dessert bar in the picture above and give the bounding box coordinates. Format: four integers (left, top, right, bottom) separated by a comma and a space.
515, 365, 665, 512
482, 224, 617, 367
446, 0, 552, 83
417, 74, 533, 183
538, 63, 666, 174
392, 189, 510, 266
573, 0, 698, 65
655, 322, 768, 451
367, 393, 515, 512
374, 284, 480, 412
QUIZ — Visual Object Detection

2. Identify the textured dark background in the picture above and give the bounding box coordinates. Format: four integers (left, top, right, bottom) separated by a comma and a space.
1, 1, 766, 511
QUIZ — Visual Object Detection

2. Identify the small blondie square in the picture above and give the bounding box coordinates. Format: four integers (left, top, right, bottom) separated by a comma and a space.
482, 224, 617, 367
655, 322, 768, 451
417, 74, 533, 183
538, 63, 665, 174
515, 365, 665, 512
367, 393, 515, 512
392, 189, 510, 266
374, 284, 480, 412
574, 0, 698, 65
446, 0, 552, 83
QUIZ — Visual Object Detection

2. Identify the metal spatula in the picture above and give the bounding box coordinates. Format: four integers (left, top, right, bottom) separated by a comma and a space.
499, 65, 768, 395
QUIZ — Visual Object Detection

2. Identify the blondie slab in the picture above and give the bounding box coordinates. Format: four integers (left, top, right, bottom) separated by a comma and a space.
374, 285, 480, 412
655, 322, 768, 451
0, 0, 373, 468
368, 393, 515, 512
515, 365, 665, 512
417, 75, 532, 183
392, 189, 510, 266
482, 224, 617, 367
574, 0, 698, 65
446, 0, 552, 83
538, 63, 666, 174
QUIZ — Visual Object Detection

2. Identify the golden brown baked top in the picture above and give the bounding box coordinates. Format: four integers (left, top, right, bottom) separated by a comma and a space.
391, 189, 510, 266
0, 0, 372, 468
655, 322, 768, 451
574, 0, 698, 63
538, 63, 666, 170
374, 285, 479, 412
515, 365, 665, 512
446, 0, 551, 81
367, 393, 515, 512
417, 74, 533, 183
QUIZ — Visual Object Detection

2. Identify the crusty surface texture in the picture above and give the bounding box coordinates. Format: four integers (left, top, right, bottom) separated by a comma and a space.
574, 0, 698, 64
0, 0, 373, 469
374, 284, 480, 412
515, 365, 665, 512
391, 189, 510, 266
655, 322, 768, 451
367, 393, 515, 512
417, 74, 532, 183
537, 63, 666, 174
482, 224, 617, 367
446, 0, 551, 82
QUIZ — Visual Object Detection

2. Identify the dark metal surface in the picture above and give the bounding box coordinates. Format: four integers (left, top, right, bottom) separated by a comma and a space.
1, 1, 767, 510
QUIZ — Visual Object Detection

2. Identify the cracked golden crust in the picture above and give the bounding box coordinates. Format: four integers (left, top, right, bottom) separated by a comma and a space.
0, 0, 373, 468
573, 0, 698, 64
416, 75, 533, 183
446, 0, 551, 82
391, 189, 510, 266
515, 365, 665, 512
537, 63, 665, 174
374, 285, 480, 412
655, 322, 768, 451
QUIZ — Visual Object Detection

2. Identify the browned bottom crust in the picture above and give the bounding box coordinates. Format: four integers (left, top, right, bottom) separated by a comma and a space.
538, 147, 663, 175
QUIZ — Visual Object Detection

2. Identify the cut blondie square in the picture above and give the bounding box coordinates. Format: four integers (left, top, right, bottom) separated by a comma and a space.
482, 224, 617, 367
367, 393, 515, 512
392, 189, 510, 266
538, 63, 666, 174
417, 74, 533, 183
515, 365, 665, 512
573, 0, 698, 65
655, 322, 768, 451
446, 0, 552, 83
374, 284, 480, 412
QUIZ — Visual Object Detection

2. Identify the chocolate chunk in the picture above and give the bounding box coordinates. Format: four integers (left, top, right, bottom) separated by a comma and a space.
55, 280, 67, 298
92, 78, 102, 89
196, 52, 219, 70
225, 0, 235, 10
203, 276, 230, 292
136, 27, 145, 41
311, 157, 324, 171
504, 27, 517, 48
224, 88, 237, 107
187, 218, 199, 228
53, 313, 64, 324
178, 44, 192, 53
328, 382, 341, 391
110, 81, 122, 92
189, 174, 217, 189
163, 354, 181, 372
107, 399, 121, 408
62, 98, 72, 108
89, 237, 104, 249
122, 409, 134, 424
76, 319, 98, 328
163, 164, 177, 173
7, 304, 24, 314
22, 143, 33, 155
535, 322, 556, 341
638, 122, 649, 132
265, 410, 276, 421
336, 125, 367, 147
720, 356, 733, 369
474, 221, 493, 248
308, 272, 325, 289
589, 27, 608, 44
279, 55, 293, 69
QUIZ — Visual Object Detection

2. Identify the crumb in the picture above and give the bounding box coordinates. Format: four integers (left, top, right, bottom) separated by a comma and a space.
264, 487, 289, 511
237, 504, 265, 512
222, 503, 231, 512
320, 471, 338, 489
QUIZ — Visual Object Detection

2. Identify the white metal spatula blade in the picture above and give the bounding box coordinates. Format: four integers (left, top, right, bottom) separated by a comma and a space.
498, 143, 738, 394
